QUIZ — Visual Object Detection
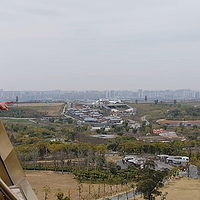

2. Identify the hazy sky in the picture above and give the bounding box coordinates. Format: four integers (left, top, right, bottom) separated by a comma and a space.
1, 0, 200, 91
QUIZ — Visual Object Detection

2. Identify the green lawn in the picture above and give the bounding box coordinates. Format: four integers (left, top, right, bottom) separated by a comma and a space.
1, 118, 37, 126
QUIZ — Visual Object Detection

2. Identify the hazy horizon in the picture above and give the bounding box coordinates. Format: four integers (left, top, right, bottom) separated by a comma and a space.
1, 0, 200, 91
1, 88, 199, 92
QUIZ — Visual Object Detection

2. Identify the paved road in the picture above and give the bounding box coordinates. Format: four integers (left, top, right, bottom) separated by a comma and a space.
141, 115, 149, 125
117, 160, 128, 169
98, 189, 137, 200
189, 164, 200, 178
61, 104, 75, 119
155, 161, 173, 170
155, 162, 200, 179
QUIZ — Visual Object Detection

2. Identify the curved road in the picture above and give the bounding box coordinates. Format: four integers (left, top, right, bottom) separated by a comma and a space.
98, 189, 137, 200
141, 115, 149, 125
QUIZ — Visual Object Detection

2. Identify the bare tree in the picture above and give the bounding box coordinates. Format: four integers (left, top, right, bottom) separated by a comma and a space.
42, 185, 51, 200
31, 145, 39, 170
186, 162, 190, 179
77, 184, 83, 200
87, 148, 94, 171
77, 147, 84, 170
59, 148, 66, 174
52, 150, 59, 172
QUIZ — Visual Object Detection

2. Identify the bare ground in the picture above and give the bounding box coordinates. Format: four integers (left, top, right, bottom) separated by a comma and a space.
25, 170, 126, 200
132, 177, 200, 200
26, 170, 200, 200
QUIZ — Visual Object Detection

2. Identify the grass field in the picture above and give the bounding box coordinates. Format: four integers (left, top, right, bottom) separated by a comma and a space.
0, 103, 64, 126
26, 171, 200, 200
26, 170, 129, 200
129, 102, 200, 123
178, 101, 200, 107
132, 177, 200, 200
128, 103, 168, 122
16, 103, 64, 117
1, 118, 36, 125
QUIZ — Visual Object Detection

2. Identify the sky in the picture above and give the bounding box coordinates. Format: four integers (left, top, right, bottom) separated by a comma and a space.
1, 0, 200, 91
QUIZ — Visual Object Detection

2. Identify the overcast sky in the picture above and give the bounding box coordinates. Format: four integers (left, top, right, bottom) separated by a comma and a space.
1, 0, 200, 91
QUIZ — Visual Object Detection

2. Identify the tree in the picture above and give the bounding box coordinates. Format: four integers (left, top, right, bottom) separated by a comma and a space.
77, 147, 84, 171
77, 184, 83, 200
132, 128, 137, 134
59, 147, 66, 174
173, 99, 177, 105
186, 162, 190, 179
154, 100, 158, 105
49, 144, 60, 172
15, 145, 31, 170
145, 95, 147, 103
31, 145, 39, 170
144, 159, 156, 170
42, 185, 51, 200
55, 189, 70, 200
118, 194, 123, 200
37, 141, 48, 158
136, 179, 161, 200
136, 160, 166, 200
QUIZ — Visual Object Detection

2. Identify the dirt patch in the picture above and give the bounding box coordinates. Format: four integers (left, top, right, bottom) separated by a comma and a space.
37, 105, 63, 116
132, 177, 200, 200
26, 171, 200, 200
25, 170, 125, 200
106, 156, 123, 163
16, 103, 64, 117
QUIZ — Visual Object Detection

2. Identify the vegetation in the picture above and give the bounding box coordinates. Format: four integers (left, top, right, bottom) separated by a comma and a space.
0, 107, 45, 118
128, 102, 200, 122
135, 160, 169, 200
2, 101, 200, 199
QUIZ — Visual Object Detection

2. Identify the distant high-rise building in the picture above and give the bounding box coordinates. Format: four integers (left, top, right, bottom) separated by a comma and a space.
138, 89, 143, 99
110, 90, 115, 99
195, 92, 200, 99
0, 89, 200, 101
106, 90, 115, 99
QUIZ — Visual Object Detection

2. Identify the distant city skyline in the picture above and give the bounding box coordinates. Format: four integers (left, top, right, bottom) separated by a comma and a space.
1, 88, 200, 92
1, 0, 200, 91
1, 88, 200, 93
1, 88, 200, 102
